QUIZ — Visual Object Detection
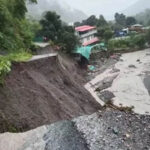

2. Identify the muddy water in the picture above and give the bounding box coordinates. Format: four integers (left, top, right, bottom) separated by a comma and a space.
108, 49, 150, 114
86, 49, 150, 115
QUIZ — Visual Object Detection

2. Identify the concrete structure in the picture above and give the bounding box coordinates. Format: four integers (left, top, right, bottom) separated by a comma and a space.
130, 24, 143, 32
75, 25, 99, 46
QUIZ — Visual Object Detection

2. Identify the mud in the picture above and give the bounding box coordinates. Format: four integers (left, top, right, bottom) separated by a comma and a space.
0, 55, 100, 132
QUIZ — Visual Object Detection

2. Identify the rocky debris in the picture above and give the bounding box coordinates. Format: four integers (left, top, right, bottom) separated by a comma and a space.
110, 54, 120, 61
44, 121, 89, 150
110, 67, 120, 73
74, 109, 150, 150
87, 55, 118, 81
95, 74, 118, 92
128, 64, 136, 68
98, 90, 115, 103
0, 109, 150, 150
0, 121, 89, 150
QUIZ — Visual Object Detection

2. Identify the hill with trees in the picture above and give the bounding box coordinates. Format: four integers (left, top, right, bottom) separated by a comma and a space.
135, 9, 150, 26
123, 0, 150, 16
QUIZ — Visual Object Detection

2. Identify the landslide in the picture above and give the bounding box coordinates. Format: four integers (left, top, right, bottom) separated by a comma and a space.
0, 55, 100, 132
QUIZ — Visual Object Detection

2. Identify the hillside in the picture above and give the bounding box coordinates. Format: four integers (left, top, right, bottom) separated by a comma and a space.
135, 9, 150, 25
0, 55, 100, 132
27, 0, 87, 23
123, 0, 150, 16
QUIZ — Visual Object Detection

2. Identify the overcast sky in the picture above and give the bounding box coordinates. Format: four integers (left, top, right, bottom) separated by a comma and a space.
62, 0, 139, 19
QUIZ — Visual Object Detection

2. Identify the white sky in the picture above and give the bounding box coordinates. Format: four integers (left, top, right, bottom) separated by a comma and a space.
62, 0, 139, 19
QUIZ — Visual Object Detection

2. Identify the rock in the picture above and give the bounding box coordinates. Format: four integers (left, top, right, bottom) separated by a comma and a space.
112, 127, 119, 135
146, 53, 150, 56
98, 90, 115, 103
136, 59, 140, 62
119, 59, 124, 62
44, 121, 88, 150
128, 65, 136, 68
125, 134, 130, 138
110, 68, 120, 73
95, 74, 118, 92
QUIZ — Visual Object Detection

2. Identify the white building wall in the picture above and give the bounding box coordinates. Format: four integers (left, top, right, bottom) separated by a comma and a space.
77, 29, 97, 45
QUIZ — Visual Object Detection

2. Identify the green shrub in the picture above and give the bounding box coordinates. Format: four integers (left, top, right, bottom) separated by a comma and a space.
132, 34, 146, 49
108, 34, 146, 51
108, 38, 130, 50
0, 57, 11, 84
0, 51, 32, 85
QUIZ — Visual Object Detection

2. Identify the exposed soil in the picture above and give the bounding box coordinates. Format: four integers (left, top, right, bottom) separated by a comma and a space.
0, 55, 100, 133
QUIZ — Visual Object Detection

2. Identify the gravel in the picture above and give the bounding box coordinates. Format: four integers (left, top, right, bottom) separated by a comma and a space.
74, 109, 150, 150
0, 109, 150, 150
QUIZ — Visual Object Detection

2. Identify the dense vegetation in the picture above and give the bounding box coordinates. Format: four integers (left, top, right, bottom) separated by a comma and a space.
0, 0, 36, 84
0, 0, 37, 53
108, 34, 146, 51
38, 11, 79, 53
74, 12, 150, 54
0, 1, 79, 83
74, 13, 139, 43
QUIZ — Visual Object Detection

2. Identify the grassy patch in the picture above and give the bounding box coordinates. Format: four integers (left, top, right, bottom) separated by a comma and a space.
0, 51, 32, 84
8, 51, 32, 62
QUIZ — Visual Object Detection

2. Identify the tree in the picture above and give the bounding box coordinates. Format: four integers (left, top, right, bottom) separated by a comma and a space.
103, 30, 113, 42
97, 15, 107, 27
115, 13, 126, 26
0, 0, 37, 53
74, 14, 108, 28
58, 26, 80, 53
133, 35, 146, 49
97, 26, 113, 42
126, 17, 137, 26
40, 11, 62, 41
74, 22, 81, 27
39, 11, 79, 53
82, 15, 98, 26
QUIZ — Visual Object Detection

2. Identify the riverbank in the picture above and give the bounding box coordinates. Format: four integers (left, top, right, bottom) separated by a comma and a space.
87, 48, 150, 114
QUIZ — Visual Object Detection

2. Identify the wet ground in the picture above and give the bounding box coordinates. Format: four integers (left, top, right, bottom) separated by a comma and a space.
87, 49, 150, 114
0, 50, 150, 149
144, 75, 150, 95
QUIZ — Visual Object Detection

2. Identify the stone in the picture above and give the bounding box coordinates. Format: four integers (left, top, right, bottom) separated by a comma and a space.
128, 65, 136, 68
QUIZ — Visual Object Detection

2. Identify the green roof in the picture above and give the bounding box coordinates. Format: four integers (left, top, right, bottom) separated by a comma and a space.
74, 43, 107, 60
75, 46, 92, 60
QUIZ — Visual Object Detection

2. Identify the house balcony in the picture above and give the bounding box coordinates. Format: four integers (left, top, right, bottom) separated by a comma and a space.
80, 30, 97, 39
